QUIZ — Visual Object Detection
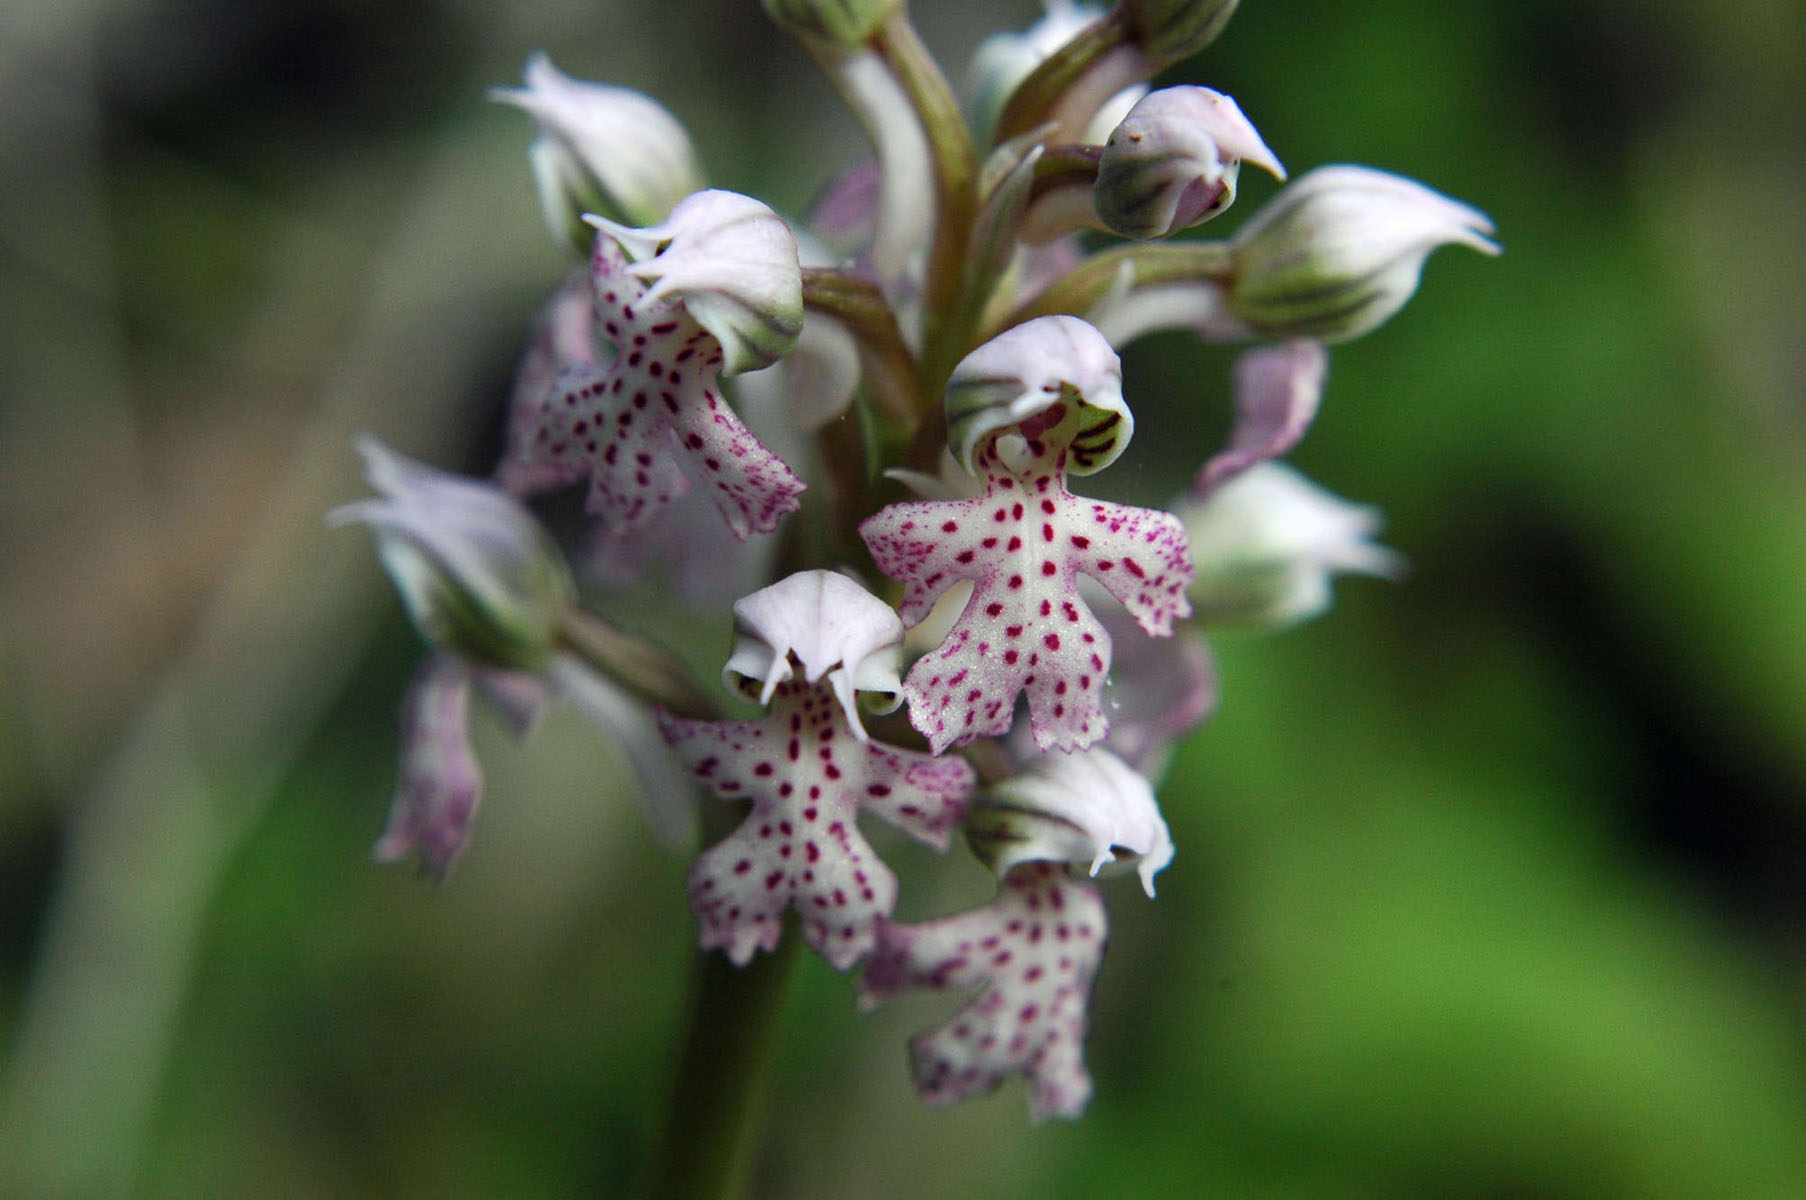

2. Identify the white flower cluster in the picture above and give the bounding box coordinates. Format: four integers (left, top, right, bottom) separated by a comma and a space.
335, 0, 1493, 1121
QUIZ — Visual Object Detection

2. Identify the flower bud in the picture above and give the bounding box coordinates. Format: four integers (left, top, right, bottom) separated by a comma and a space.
587, 189, 804, 376
968, 1, 1137, 141
944, 315, 1132, 476
330, 437, 574, 671
967, 748, 1175, 896
1095, 86, 1282, 238
762, 0, 902, 50
491, 53, 706, 253
1119, 0, 1239, 62
1227, 165, 1500, 342
1177, 461, 1402, 628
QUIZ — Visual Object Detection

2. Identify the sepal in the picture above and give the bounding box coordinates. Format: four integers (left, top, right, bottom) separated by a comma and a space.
1095, 86, 1281, 238
587, 189, 804, 377
720, 571, 906, 739
945, 315, 1131, 476
967, 747, 1174, 896
491, 52, 705, 248
330, 437, 574, 672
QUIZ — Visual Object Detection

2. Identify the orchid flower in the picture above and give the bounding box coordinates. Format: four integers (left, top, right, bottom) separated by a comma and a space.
1180, 461, 1404, 628
500, 189, 807, 540
862, 316, 1193, 752
1226, 164, 1501, 342
335, 439, 698, 874
1094, 85, 1284, 238
859, 863, 1107, 1120
858, 740, 1173, 1118
491, 52, 706, 250
661, 572, 975, 968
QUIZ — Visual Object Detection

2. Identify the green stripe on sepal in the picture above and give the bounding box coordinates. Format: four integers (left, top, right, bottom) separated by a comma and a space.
944, 315, 1133, 477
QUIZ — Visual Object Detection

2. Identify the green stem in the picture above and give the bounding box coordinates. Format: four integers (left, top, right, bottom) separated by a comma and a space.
999, 239, 1234, 336
992, 9, 1133, 144
873, 11, 979, 399
554, 608, 719, 720
802, 268, 923, 441
646, 918, 802, 1200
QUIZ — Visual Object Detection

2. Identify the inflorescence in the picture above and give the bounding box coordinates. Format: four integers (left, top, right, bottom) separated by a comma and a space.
334, 0, 1495, 1121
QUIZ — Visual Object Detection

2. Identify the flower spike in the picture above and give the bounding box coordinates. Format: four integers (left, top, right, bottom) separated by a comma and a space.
499, 190, 807, 540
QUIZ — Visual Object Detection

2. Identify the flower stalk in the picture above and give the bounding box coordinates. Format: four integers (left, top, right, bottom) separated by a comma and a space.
648, 918, 801, 1200
871, 10, 981, 395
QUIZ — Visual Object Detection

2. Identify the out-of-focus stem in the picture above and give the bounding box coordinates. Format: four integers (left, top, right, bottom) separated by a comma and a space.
873, 11, 978, 399
802, 268, 922, 440
555, 607, 719, 720
645, 898, 801, 1200
1000, 239, 1234, 333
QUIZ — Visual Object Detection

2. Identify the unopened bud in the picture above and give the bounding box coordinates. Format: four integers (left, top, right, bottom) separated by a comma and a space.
1227, 165, 1500, 342
331, 437, 574, 671
1178, 461, 1402, 627
762, 0, 902, 50
1119, 0, 1239, 63
491, 52, 705, 252
1095, 85, 1282, 238
587, 189, 804, 376
968, 1, 1131, 140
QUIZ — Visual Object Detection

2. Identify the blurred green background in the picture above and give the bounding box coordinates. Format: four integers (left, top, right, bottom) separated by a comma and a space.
3, 0, 1804, 1196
